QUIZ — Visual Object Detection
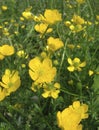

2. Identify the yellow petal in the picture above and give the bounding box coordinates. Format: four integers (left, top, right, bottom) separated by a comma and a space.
73, 58, 80, 63
73, 101, 80, 109
67, 66, 75, 72
42, 91, 50, 98
67, 58, 73, 65
79, 61, 86, 67
51, 90, 59, 99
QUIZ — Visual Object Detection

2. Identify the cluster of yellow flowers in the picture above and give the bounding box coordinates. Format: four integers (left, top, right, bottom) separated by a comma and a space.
22, 9, 64, 99
22, 9, 62, 37
65, 14, 85, 33
1, 2, 98, 129
0, 44, 21, 101
57, 101, 89, 130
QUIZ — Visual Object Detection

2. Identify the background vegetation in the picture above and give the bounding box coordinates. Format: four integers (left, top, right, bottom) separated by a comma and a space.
0, 0, 99, 130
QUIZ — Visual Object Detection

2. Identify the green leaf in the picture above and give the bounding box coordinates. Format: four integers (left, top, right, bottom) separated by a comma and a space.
91, 67, 99, 113
92, 67, 99, 93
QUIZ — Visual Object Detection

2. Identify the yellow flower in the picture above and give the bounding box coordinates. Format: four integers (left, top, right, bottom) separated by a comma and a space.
47, 37, 64, 52
17, 50, 28, 58
0, 87, 6, 101
72, 15, 85, 25
67, 57, 86, 72
70, 24, 84, 33
29, 57, 56, 84
22, 11, 33, 20
96, 15, 99, 20
67, 44, 75, 49
0, 69, 21, 95
76, 0, 85, 4
65, 21, 71, 27
20, 16, 25, 21
42, 82, 60, 99
53, 60, 59, 65
4, 22, 8, 25
33, 15, 42, 22
2, 28, 9, 36
57, 107, 82, 130
34, 23, 53, 34
88, 70, 94, 76
68, 79, 74, 85
76, 45, 81, 49
39, 9, 62, 24
0, 26, 3, 29
21, 64, 26, 68
40, 52, 47, 58
1, 5, 8, 11
57, 101, 88, 130
0, 45, 15, 60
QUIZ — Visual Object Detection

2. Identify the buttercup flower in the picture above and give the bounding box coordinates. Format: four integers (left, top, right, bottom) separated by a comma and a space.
47, 37, 64, 52
67, 57, 86, 72
29, 57, 56, 84
42, 82, 60, 99
96, 15, 99, 20
57, 101, 88, 130
1, 5, 8, 11
20, 16, 25, 21
72, 15, 85, 25
69, 24, 84, 33
88, 70, 94, 76
2, 28, 9, 36
66, 15, 85, 33
0, 69, 21, 95
22, 11, 33, 20
17, 50, 28, 58
0, 44, 15, 60
38, 9, 62, 24
34, 23, 53, 35
65, 21, 71, 27
67, 44, 75, 49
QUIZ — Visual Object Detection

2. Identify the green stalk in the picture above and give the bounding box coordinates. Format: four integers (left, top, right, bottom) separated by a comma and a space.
60, 88, 78, 97
86, 0, 94, 20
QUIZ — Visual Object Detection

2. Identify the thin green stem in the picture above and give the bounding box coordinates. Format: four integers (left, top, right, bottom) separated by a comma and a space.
23, 23, 34, 43
40, 24, 50, 39
58, 38, 69, 73
86, 0, 94, 20
36, 100, 53, 130
60, 88, 78, 97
